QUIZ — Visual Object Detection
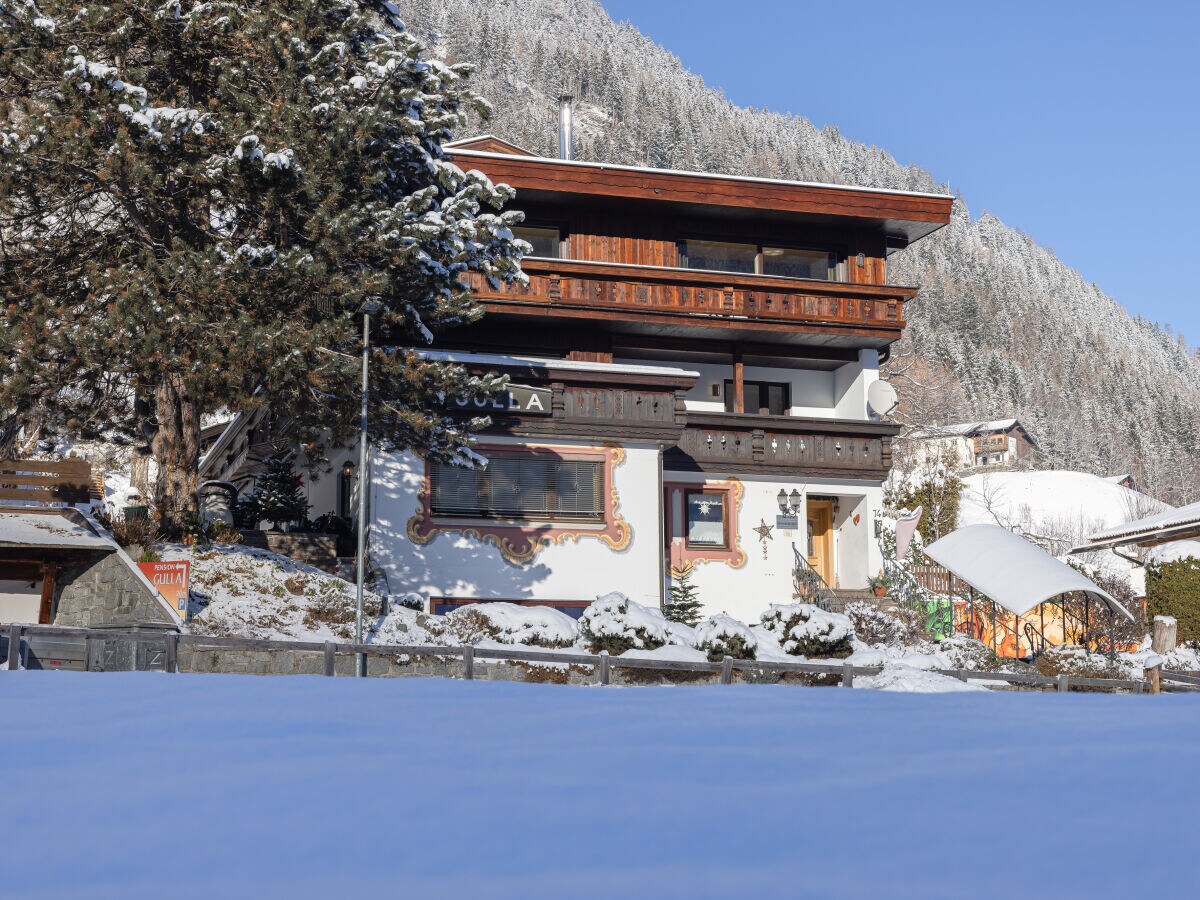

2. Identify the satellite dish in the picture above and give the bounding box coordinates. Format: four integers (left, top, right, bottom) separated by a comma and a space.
867, 379, 899, 417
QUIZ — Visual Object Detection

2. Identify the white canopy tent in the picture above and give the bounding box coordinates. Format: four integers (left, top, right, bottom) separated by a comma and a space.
924, 524, 1133, 621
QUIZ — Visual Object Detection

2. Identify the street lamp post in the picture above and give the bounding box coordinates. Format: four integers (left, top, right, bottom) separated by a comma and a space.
355, 300, 383, 677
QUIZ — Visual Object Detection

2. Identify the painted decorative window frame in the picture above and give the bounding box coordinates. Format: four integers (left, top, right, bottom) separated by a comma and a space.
407, 443, 631, 566
665, 478, 746, 573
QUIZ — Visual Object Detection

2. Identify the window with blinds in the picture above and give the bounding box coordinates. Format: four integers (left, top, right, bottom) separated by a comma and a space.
430, 454, 605, 522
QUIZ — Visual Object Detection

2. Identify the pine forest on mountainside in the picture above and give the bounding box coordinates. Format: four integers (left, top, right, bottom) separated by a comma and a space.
396, 0, 1200, 504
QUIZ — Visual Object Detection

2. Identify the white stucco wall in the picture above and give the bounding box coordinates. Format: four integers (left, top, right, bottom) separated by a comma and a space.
365, 438, 665, 609
306, 437, 885, 624
0, 579, 41, 624
664, 473, 884, 624
614, 354, 879, 422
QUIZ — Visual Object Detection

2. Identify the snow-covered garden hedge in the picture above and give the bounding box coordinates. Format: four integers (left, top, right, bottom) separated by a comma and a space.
694, 615, 758, 662
758, 604, 854, 659
444, 603, 578, 649
579, 592, 671, 655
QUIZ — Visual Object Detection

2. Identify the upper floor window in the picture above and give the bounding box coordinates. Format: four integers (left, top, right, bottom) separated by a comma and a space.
430, 452, 603, 522
761, 246, 838, 280
513, 225, 562, 258
679, 239, 757, 274
724, 379, 791, 416
680, 239, 840, 280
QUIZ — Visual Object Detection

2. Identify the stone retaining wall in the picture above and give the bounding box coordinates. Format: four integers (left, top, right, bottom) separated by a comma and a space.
54, 552, 175, 628
174, 645, 726, 685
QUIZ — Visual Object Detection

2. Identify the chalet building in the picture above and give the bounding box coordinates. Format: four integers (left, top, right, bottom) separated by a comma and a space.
909, 418, 1038, 471
206, 124, 953, 622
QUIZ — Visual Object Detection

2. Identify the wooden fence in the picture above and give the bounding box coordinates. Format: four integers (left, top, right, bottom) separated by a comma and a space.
0, 458, 94, 504
910, 564, 967, 596
2, 623, 1173, 694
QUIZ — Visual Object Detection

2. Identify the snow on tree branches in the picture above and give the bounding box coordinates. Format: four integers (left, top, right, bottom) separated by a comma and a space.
0, 1, 527, 532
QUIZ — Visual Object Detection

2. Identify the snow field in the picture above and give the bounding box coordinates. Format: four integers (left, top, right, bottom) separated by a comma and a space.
3, 672, 1197, 898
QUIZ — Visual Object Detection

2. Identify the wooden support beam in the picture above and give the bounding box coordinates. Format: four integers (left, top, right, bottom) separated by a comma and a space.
38, 561, 57, 625
732, 345, 745, 414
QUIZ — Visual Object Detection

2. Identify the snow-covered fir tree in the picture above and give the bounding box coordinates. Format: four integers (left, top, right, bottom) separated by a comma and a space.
245, 455, 308, 531
665, 566, 704, 627
0, 0, 527, 533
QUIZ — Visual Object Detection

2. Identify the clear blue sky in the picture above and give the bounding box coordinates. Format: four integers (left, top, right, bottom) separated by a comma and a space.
599, 0, 1199, 345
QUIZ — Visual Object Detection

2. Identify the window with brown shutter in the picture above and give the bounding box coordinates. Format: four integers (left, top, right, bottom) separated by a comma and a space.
430, 453, 604, 522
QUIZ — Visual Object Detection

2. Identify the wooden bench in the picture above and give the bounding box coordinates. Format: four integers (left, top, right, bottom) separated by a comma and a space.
0, 458, 93, 504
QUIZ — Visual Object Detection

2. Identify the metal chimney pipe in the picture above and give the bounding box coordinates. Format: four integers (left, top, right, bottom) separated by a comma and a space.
558, 95, 574, 161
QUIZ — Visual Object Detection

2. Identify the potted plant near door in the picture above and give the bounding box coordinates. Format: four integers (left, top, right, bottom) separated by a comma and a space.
868, 573, 889, 598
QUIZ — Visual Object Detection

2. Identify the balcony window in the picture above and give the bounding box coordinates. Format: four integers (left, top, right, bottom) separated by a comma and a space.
681, 239, 841, 280
761, 246, 837, 280
724, 380, 791, 416
679, 239, 757, 274
686, 490, 729, 548
513, 225, 562, 259
430, 452, 603, 522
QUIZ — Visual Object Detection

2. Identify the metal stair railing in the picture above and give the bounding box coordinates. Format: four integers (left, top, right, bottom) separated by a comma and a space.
791, 543, 841, 612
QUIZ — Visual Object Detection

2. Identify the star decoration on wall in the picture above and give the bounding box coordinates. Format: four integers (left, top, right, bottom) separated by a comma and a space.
753, 520, 774, 541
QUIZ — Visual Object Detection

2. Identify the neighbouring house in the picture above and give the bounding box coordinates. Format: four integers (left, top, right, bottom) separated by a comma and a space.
908, 418, 1039, 471
1073, 500, 1200, 555
1105, 473, 1138, 492
206, 114, 953, 621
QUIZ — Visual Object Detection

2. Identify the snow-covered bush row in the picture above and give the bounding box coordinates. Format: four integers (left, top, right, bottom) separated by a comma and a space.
758, 604, 855, 659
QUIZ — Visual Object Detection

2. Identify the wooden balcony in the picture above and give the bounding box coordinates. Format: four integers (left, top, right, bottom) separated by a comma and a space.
973, 435, 1009, 454
464, 259, 918, 346
665, 412, 899, 480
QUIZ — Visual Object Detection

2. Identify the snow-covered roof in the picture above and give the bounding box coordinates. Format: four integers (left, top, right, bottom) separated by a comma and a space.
0, 508, 115, 550
924, 524, 1132, 620
444, 134, 537, 156
1079, 500, 1200, 549
910, 418, 1021, 439
417, 349, 700, 379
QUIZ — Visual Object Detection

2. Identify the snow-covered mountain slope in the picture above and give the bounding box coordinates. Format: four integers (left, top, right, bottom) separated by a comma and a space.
394, 0, 1200, 503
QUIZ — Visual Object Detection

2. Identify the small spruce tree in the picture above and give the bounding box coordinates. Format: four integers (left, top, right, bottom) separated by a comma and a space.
665, 566, 704, 626
247, 457, 308, 532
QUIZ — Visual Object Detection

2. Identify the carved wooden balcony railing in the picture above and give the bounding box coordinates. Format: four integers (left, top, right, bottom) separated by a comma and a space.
666, 412, 899, 480
463, 258, 917, 338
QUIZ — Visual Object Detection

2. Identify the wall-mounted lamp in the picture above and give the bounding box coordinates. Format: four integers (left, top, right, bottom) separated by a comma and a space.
777, 489, 803, 515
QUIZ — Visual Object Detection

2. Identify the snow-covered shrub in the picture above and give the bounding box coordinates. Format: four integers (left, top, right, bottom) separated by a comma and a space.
936, 634, 1001, 671
758, 604, 854, 659
392, 592, 425, 612
1034, 644, 1120, 680
845, 601, 921, 646
694, 614, 758, 662
579, 592, 669, 655
445, 603, 578, 649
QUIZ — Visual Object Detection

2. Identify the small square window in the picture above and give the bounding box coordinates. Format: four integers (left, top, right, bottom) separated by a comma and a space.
686, 491, 728, 548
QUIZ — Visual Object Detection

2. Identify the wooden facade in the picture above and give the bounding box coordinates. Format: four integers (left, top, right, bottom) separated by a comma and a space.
443, 141, 953, 481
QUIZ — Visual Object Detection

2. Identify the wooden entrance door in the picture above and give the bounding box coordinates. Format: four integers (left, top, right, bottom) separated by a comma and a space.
806, 500, 835, 587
